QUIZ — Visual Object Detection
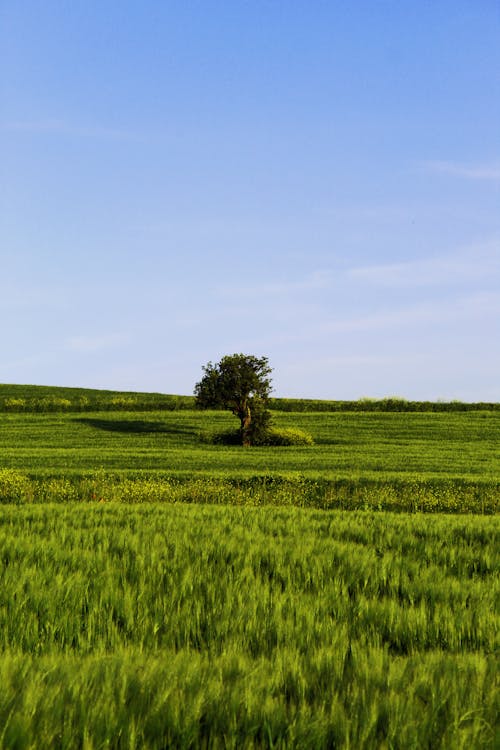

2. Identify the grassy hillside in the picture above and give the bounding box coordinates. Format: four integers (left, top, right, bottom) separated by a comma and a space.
0, 383, 194, 411
1, 383, 498, 412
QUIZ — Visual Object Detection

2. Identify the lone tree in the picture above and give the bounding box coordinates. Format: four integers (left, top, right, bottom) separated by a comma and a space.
194, 354, 272, 446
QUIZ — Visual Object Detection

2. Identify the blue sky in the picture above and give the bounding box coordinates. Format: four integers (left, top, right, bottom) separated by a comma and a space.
1, 1, 499, 400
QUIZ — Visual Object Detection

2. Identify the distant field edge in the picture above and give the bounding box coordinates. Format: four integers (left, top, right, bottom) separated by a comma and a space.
0, 383, 498, 412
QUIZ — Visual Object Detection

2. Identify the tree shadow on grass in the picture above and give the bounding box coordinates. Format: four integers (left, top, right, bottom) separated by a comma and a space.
75, 417, 198, 437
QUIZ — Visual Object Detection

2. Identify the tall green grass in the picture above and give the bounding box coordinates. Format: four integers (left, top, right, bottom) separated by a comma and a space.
0, 504, 497, 748
0, 388, 497, 746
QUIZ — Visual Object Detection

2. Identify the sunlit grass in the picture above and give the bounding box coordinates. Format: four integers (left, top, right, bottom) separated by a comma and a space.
0, 409, 498, 480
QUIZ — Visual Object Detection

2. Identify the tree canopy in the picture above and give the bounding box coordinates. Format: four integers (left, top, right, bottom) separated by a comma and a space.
194, 354, 272, 446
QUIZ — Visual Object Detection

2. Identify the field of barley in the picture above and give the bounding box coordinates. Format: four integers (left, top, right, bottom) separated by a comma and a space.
0, 505, 498, 748
0, 385, 498, 748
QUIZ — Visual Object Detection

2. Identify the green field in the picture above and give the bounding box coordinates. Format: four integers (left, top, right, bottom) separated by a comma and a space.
0, 405, 498, 513
0, 385, 498, 747
0, 504, 498, 748
1, 408, 499, 478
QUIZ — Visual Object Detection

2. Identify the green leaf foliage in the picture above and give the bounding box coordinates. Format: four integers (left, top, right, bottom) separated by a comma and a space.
194, 354, 273, 444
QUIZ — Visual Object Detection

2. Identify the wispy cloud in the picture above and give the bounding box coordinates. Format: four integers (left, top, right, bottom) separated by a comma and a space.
348, 240, 500, 287
232, 291, 500, 357
218, 270, 333, 298
422, 160, 500, 181
321, 291, 500, 334
1, 119, 138, 141
275, 291, 500, 348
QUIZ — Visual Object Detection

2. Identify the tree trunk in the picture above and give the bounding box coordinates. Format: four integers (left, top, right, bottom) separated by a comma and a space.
240, 404, 252, 447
